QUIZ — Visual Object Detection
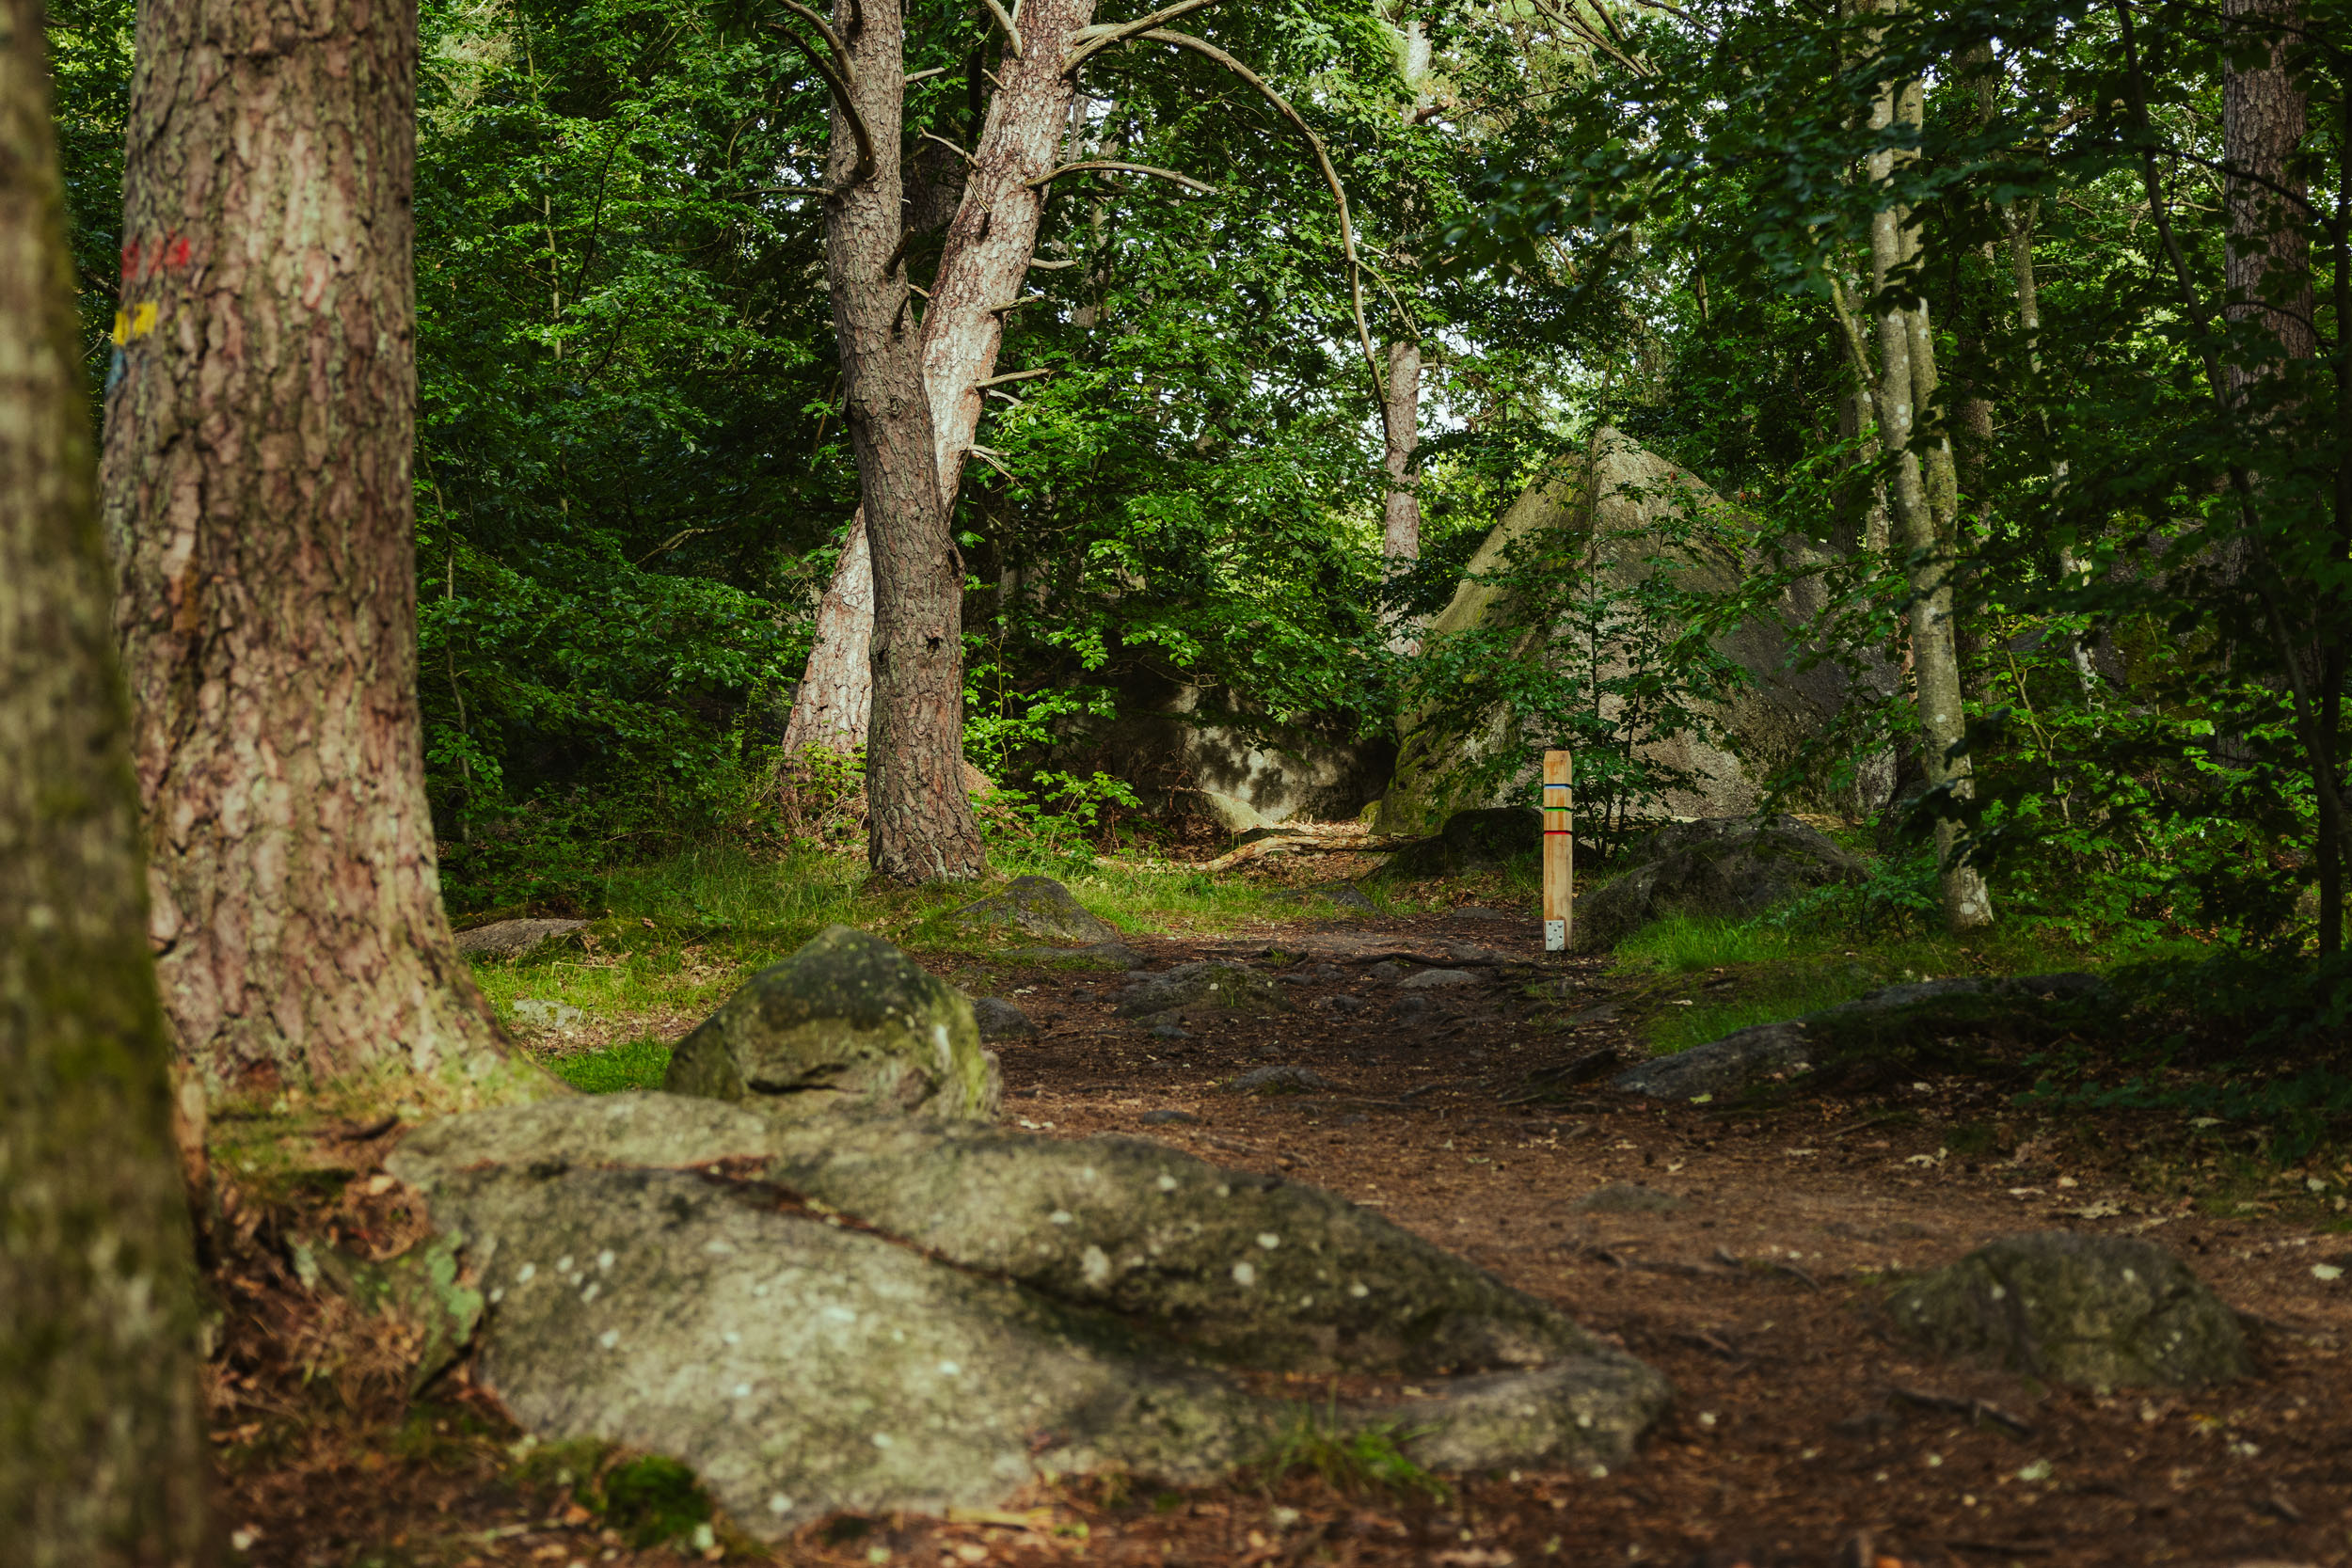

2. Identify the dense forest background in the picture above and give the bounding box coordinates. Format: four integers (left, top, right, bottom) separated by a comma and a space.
40, 0, 2352, 962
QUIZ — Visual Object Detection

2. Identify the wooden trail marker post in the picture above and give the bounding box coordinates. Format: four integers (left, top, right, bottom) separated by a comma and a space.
1542, 750, 1572, 952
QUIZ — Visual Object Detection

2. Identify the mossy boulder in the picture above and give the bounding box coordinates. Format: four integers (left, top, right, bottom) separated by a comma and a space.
1373, 808, 1541, 881
1575, 815, 1861, 953
663, 926, 998, 1120
947, 876, 1120, 947
1887, 1231, 2253, 1389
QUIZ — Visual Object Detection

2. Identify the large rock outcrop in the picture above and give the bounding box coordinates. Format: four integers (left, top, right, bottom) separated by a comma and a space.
1377, 430, 1890, 836
385, 1093, 1673, 1537
662, 926, 999, 1119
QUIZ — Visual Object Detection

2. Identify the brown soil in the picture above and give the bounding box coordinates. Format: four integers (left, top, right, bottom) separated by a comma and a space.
218, 907, 2352, 1568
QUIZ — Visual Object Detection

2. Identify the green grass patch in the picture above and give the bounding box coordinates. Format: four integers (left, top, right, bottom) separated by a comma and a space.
546, 1036, 673, 1093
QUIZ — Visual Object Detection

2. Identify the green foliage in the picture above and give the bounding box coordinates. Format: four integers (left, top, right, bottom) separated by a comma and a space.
1256, 1407, 1449, 1505
598, 1454, 713, 1547
545, 1036, 672, 1093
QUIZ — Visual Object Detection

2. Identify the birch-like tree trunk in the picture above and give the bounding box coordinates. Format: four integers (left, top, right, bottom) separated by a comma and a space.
1867, 19, 1994, 931
1, 4, 208, 1554
1380, 6, 1433, 653
779, 512, 874, 754
101, 0, 524, 1090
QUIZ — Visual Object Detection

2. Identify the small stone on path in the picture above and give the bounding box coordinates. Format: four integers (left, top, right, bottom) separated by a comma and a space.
1395, 968, 1479, 990
970, 996, 1037, 1040
948, 876, 1120, 946
1138, 1109, 1200, 1125
1230, 1065, 1338, 1095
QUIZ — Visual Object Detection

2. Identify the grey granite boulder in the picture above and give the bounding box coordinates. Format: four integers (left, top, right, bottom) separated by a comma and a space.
662, 926, 999, 1120
948, 876, 1120, 946
1887, 1231, 2252, 1389
455, 917, 587, 960
384, 1094, 1672, 1531
1574, 815, 1862, 953
1113, 960, 1292, 1022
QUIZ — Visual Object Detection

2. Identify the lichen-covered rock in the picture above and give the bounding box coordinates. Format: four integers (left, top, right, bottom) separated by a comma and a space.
662, 927, 999, 1120
757, 1112, 1584, 1375
1887, 1231, 2253, 1389
424, 1164, 1273, 1536
383, 1095, 1674, 1528
1575, 815, 1861, 952
948, 876, 1120, 947
1611, 1022, 1815, 1101
1113, 960, 1292, 1021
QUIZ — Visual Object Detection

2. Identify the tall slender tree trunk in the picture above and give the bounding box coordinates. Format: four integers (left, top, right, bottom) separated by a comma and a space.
2006, 203, 2101, 702
101, 0, 524, 1092
1, 3, 208, 1555
1867, 24, 1994, 931
825, 0, 986, 881
1381, 6, 1432, 654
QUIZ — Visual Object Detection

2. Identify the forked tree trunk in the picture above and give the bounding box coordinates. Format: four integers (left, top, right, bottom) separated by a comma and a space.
1867, 27, 1994, 932
0, 5, 208, 1556
825, 0, 987, 881
790, 4, 1097, 774
101, 0, 523, 1092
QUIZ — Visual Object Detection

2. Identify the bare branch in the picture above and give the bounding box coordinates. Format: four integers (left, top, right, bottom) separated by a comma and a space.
1131, 29, 1379, 385
968, 446, 1020, 482
921, 130, 979, 166
988, 295, 1047, 314
1066, 0, 1224, 70
1027, 256, 1082, 269
770, 0, 852, 68
981, 0, 1025, 57
973, 367, 1056, 388
764, 17, 877, 184
1032, 159, 1216, 194
906, 65, 951, 84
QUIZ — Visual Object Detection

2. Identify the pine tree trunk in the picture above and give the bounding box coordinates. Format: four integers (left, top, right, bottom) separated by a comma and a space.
2222, 0, 2315, 403
1, 6, 208, 1555
1867, 43, 1993, 932
824, 0, 985, 881
100, 0, 523, 1092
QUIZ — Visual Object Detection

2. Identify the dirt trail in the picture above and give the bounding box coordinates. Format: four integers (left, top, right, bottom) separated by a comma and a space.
218, 905, 2352, 1568
962, 907, 2352, 1568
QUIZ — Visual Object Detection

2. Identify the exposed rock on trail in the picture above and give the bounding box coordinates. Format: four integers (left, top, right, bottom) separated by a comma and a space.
948, 875, 1121, 946
1611, 972, 2108, 1101
386, 1091, 1672, 1534
1374, 808, 1541, 880
969, 995, 1038, 1039
1574, 815, 1862, 953
1112, 960, 1292, 1022
1888, 1231, 2254, 1388
662, 925, 1000, 1119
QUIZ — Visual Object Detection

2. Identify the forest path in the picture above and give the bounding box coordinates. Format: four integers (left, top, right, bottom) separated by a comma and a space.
947, 905, 2352, 1568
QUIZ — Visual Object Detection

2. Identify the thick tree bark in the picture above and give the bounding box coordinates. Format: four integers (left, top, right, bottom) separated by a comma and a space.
2222, 0, 2315, 403
823, 0, 987, 881
101, 0, 523, 1091
779, 511, 874, 755
1867, 42, 1994, 931
0, 4, 209, 1556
